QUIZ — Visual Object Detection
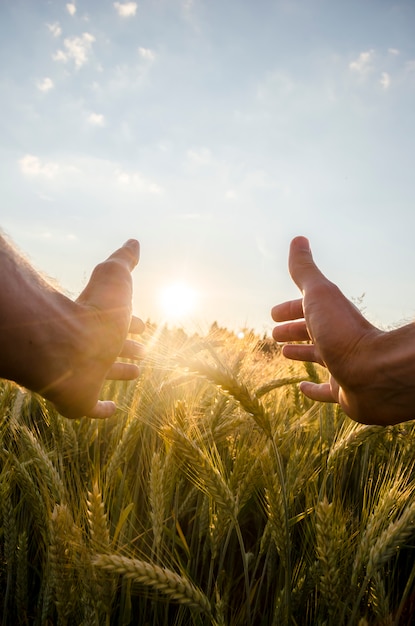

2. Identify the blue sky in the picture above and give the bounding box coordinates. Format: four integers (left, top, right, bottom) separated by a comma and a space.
1, 0, 415, 333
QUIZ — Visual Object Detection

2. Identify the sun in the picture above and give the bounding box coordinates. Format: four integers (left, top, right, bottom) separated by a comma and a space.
159, 282, 198, 320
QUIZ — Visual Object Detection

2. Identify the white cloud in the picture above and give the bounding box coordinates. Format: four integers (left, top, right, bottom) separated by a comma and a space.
18, 154, 162, 195
138, 47, 155, 61
115, 168, 162, 193
114, 2, 137, 17
37, 77, 54, 92
187, 147, 212, 165
388, 48, 400, 56
66, 3, 76, 16
46, 22, 62, 38
87, 112, 105, 126
349, 49, 375, 76
19, 154, 59, 178
225, 190, 237, 200
53, 33, 95, 68
379, 72, 391, 89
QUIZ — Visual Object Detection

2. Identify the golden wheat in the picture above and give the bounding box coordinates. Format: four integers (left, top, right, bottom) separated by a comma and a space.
93, 553, 212, 615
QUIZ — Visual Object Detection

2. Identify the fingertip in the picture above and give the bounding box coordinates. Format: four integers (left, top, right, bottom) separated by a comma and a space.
130, 315, 146, 334
86, 400, 117, 419
291, 236, 311, 253
116, 239, 140, 270
123, 238, 140, 253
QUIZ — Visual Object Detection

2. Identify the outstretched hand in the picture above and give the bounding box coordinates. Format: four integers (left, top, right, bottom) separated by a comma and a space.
61, 238, 145, 419
0, 238, 145, 420
271, 237, 415, 425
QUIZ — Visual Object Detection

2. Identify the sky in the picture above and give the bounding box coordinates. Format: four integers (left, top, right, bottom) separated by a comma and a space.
1, 0, 415, 335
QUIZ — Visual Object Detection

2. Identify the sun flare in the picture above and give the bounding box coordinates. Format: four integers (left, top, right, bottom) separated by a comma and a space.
159, 282, 198, 320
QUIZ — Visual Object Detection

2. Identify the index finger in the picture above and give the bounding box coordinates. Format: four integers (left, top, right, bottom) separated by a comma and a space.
271, 298, 304, 322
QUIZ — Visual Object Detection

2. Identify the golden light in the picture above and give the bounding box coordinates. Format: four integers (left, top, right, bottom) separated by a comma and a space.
159, 282, 198, 320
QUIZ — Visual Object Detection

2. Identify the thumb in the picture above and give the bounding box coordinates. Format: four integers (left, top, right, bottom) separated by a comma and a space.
288, 236, 327, 293
77, 239, 139, 310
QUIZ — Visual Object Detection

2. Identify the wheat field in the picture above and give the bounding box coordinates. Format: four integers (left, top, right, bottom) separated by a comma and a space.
1, 323, 415, 625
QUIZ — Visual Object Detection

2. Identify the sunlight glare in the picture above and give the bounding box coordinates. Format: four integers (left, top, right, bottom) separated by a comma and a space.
159, 282, 198, 320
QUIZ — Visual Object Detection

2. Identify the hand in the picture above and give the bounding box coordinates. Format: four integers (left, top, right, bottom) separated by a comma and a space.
270, 237, 406, 425
47, 240, 145, 418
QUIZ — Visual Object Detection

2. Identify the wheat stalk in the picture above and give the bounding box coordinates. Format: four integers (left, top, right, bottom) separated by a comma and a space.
255, 376, 305, 398
184, 359, 272, 436
327, 422, 383, 469
93, 553, 212, 615
149, 451, 167, 555
164, 425, 236, 516
16, 530, 28, 625
17, 424, 66, 503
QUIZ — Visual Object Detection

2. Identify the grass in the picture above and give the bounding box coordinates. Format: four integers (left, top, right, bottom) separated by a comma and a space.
1, 323, 415, 625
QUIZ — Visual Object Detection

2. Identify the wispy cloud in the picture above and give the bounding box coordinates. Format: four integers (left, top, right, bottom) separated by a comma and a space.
115, 168, 162, 193
186, 147, 212, 165
87, 112, 105, 126
53, 33, 95, 68
138, 47, 155, 61
379, 71, 391, 89
114, 2, 137, 17
225, 190, 237, 200
46, 22, 62, 38
19, 154, 59, 178
388, 48, 400, 56
349, 49, 375, 76
66, 3, 76, 16
37, 77, 54, 92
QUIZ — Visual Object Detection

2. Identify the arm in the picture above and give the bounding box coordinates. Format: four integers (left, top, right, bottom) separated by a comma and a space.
271, 236, 415, 426
0, 234, 144, 419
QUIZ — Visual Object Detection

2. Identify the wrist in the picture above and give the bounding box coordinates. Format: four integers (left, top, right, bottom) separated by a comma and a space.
340, 325, 415, 426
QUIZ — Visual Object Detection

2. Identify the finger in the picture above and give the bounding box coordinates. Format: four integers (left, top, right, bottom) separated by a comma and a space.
282, 343, 323, 365
86, 400, 117, 419
299, 381, 336, 403
288, 236, 328, 293
107, 239, 140, 272
130, 315, 145, 334
77, 240, 140, 311
106, 362, 140, 380
120, 338, 145, 359
271, 299, 304, 322
272, 321, 309, 342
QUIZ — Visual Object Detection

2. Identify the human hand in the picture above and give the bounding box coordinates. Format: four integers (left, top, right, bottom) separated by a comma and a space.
271, 237, 389, 424
47, 239, 145, 419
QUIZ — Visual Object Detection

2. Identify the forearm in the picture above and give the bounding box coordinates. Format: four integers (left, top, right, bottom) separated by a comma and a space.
0, 235, 73, 390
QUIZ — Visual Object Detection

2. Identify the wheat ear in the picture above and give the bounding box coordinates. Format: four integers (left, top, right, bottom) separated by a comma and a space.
87, 482, 111, 552
165, 425, 236, 515
93, 553, 211, 615
185, 359, 272, 436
